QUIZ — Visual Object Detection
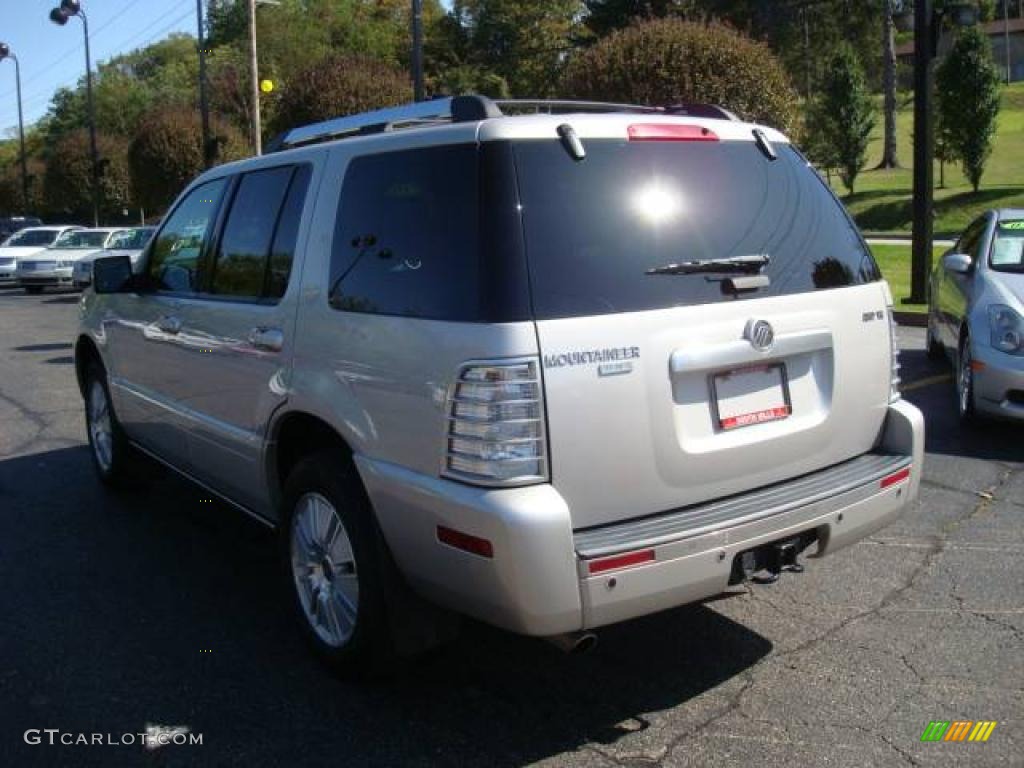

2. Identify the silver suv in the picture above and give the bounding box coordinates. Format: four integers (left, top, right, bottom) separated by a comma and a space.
76, 96, 924, 670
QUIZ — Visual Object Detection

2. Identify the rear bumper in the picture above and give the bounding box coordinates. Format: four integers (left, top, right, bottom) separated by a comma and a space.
358, 399, 924, 636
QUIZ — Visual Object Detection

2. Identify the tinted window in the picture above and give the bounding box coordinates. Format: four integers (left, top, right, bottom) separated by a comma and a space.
514, 140, 879, 319
53, 230, 109, 249
147, 178, 227, 293
210, 167, 294, 298
958, 218, 988, 262
4, 229, 61, 247
329, 145, 479, 319
267, 165, 311, 299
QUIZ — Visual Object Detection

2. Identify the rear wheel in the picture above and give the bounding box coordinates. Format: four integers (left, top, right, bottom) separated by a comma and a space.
24, 285, 43, 295
281, 453, 392, 674
957, 334, 978, 424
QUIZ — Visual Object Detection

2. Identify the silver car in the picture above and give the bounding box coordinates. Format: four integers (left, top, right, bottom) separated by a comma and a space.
17, 227, 129, 294
0, 226, 80, 286
75, 96, 923, 671
928, 209, 1024, 422
72, 226, 156, 288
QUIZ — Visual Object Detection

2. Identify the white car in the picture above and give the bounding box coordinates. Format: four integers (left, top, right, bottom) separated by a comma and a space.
17, 227, 130, 294
72, 227, 156, 288
0, 226, 81, 286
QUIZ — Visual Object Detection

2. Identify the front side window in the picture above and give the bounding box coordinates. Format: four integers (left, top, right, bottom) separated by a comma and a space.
147, 178, 227, 293
329, 145, 480, 319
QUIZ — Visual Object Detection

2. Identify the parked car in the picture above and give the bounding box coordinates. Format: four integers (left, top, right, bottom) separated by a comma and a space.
17, 227, 130, 294
0, 225, 80, 287
72, 226, 156, 289
928, 209, 1024, 422
0, 215, 43, 241
76, 96, 923, 671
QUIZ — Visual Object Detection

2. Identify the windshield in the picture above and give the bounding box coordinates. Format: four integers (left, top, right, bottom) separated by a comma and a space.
3, 229, 61, 248
108, 228, 154, 250
53, 230, 110, 249
990, 220, 1024, 272
512, 139, 879, 319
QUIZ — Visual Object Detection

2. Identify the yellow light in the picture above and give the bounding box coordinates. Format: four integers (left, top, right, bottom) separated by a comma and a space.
260, 79, 274, 93
631, 181, 682, 224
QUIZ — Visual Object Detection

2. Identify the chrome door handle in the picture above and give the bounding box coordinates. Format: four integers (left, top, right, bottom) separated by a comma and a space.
248, 327, 284, 352
156, 315, 182, 334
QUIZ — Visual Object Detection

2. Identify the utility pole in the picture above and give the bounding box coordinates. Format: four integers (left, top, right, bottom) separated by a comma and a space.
248, 0, 261, 155
196, 0, 214, 167
1005, 0, 1012, 84
803, 8, 811, 99
412, 0, 424, 101
0, 45, 29, 213
909, 0, 934, 304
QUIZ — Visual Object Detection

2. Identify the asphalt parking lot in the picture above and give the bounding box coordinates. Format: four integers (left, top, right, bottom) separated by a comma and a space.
0, 287, 1020, 768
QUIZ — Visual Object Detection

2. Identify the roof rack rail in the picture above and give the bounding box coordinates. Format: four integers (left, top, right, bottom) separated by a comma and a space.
266, 95, 739, 153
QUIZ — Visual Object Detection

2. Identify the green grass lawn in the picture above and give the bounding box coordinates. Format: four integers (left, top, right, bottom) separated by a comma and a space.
869, 243, 948, 313
828, 82, 1024, 237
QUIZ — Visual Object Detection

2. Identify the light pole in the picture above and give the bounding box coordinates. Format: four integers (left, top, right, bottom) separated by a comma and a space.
196, 0, 214, 167
905, 1, 978, 305
49, 0, 100, 227
412, 0, 424, 101
0, 43, 29, 213
247, 0, 280, 156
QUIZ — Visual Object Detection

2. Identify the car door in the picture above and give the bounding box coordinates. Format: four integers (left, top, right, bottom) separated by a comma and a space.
170, 163, 315, 515
938, 217, 987, 348
104, 177, 230, 468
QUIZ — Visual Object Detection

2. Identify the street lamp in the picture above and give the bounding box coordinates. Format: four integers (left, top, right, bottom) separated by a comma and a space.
247, 0, 280, 156
902, 1, 978, 305
49, 0, 100, 227
0, 43, 29, 214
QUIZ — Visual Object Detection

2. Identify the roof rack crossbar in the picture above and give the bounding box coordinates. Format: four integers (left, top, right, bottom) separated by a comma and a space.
269, 96, 740, 152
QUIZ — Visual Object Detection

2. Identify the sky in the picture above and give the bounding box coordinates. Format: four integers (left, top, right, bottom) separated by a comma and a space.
0, 0, 206, 137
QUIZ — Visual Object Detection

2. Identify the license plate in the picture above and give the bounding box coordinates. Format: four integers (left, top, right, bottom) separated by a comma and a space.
711, 363, 791, 431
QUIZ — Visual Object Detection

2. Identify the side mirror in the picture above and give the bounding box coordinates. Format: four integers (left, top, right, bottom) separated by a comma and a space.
93, 255, 134, 294
943, 252, 973, 275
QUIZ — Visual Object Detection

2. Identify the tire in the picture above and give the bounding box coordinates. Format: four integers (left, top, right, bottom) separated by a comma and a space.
280, 452, 393, 674
956, 334, 978, 424
926, 315, 945, 362
24, 285, 43, 295
83, 362, 136, 486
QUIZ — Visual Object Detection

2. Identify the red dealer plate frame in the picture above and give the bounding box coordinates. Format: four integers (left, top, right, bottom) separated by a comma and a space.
710, 363, 792, 432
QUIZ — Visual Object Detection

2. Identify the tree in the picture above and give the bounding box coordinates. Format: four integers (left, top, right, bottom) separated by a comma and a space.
807, 45, 875, 195
128, 109, 248, 214
451, 0, 582, 96
583, 0, 702, 37
267, 54, 412, 137
877, 0, 899, 169
562, 19, 800, 135
43, 131, 133, 223
936, 25, 1001, 192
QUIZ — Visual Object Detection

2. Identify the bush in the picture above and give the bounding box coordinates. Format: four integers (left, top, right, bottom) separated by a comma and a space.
43, 130, 133, 223
127, 109, 248, 214
561, 19, 799, 135
268, 54, 412, 136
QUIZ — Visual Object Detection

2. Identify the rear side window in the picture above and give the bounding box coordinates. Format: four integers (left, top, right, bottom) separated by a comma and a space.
210, 166, 295, 299
329, 145, 480, 319
513, 140, 879, 319
267, 165, 312, 298
147, 178, 227, 293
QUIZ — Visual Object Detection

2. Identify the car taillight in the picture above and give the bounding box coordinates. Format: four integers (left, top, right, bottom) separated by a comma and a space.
627, 123, 719, 142
444, 360, 548, 486
888, 307, 901, 402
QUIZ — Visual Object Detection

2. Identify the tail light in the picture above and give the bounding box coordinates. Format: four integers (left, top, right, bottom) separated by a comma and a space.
443, 359, 548, 486
888, 308, 901, 402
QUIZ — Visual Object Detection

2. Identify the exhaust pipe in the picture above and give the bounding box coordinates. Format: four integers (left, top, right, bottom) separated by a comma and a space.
544, 631, 598, 655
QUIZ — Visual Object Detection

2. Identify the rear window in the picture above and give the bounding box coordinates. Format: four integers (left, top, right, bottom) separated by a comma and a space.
513, 139, 879, 319
4, 229, 60, 247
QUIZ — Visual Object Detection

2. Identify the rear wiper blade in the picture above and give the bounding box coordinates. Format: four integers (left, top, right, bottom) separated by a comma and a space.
646, 254, 770, 276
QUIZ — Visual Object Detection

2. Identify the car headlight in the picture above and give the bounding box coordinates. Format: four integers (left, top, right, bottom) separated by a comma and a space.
988, 304, 1024, 355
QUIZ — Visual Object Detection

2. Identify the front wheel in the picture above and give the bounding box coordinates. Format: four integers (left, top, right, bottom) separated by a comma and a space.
84, 363, 136, 485
281, 453, 392, 674
957, 335, 978, 424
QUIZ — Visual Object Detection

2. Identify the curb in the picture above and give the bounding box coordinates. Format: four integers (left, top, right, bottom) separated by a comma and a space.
894, 311, 927, 327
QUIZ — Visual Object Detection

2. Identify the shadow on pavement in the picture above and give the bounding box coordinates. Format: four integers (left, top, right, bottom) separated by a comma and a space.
0, 446, 771, 767
12, 342, 73, 352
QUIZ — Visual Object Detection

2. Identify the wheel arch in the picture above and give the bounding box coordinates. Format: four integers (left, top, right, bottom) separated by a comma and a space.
74, 334, 103, 397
